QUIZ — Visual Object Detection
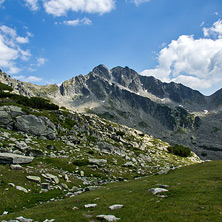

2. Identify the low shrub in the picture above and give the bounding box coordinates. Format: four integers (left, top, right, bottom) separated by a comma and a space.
168, 144, 191, 157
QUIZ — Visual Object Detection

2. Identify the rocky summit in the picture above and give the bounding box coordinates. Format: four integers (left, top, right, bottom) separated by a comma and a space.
1, 66, 222, 159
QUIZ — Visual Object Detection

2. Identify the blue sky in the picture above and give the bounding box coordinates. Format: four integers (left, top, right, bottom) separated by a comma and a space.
1, 0, 222, 95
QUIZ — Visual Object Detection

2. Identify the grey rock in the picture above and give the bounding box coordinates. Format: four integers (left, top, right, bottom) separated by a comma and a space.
88, 158, 107, 166
15, 141, 28, 151
96, 215, 120, 221
16, 216, 32, 222
84, 204, 97, 208
122, 161, 135, 167
16, 186, 28, 193
44, 173, 59, 184
10, 164, 23, 170
0, 153, 34, 164
109, 204, 123, 210
15, 114, 57, 139
148, 188, 169, 195
26, 175, 41, 183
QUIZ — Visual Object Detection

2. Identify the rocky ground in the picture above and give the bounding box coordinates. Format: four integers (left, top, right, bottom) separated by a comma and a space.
0, 104, 201, 220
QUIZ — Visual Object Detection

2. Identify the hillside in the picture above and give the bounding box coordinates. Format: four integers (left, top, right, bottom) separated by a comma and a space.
1, 159, 221, 222
0, 82, 202, 220
1, 66, 222, 160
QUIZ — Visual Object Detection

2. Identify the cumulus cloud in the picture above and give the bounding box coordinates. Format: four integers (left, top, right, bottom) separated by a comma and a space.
203, 19, 222, 38
130, 0, 150, 6
141, 22, 222, 93
0, 0, 5, 4
43, 0, 115, 16
0, 25, 32, 74
61, 17, 92, 26
24, 0, 39, 11
12, 75, 42, 82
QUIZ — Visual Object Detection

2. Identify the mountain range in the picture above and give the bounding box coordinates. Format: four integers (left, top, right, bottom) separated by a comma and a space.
1, 65, 222, 159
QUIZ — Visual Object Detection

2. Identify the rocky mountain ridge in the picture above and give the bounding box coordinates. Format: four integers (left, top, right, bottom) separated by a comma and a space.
1, 66, 222, 159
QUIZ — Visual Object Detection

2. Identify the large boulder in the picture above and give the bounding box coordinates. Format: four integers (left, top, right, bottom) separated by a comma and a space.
0, 106, 25, 129
0, 153, 34, 164
15, 115, 57, 139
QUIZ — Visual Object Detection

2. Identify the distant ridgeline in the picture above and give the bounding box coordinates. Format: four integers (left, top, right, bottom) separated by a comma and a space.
0, 81, 59, 110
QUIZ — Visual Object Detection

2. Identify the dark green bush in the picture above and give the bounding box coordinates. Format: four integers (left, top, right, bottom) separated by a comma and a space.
168, 144, 191, 157
0, 91, 59, 110
116, 131, 125, 136
0, 82, 13, 92
73, 159, 89, 166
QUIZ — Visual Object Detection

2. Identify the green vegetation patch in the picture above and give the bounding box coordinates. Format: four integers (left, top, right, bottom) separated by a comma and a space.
2, 161, 222, 222
168, 144, 191, 157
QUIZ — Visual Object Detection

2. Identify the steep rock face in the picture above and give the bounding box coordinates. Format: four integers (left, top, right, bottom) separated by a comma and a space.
208, 88, 222, 109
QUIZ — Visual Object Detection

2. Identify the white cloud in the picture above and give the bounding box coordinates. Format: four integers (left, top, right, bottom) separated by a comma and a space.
37, 57, 46, 66
0, 25, 31, 74
130, 0, 150, 6
24, 0, 39, 11
12, 75, 42, 82
141, 21, 222, 93
43, 0, 115, 16
62, 17, 92, 26
16, 36, 29, 44
203, 19, 222, 38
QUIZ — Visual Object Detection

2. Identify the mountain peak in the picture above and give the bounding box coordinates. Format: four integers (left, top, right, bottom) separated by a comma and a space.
92, 64, 111, 80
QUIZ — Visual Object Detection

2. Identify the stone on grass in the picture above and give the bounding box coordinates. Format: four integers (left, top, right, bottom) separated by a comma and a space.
16, 216, 33, 222
96, 215, 120, 221
43, 219, 55, 222
45, 173, 59, 184
72, 206, 79, 210
148, 188, 168, 195
16, 186, 28, 193
88, 158, 107, 166
10, 164, 23, 170
122, 162, 135, 167
109, 204, 123, 210
84, 204, 97, 208
0, 153, 33, 164
26, 175, 41, 183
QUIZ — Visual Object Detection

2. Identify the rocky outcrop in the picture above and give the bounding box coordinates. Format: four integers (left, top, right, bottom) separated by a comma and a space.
15, 115, 57, 139
0, 106, 57, 139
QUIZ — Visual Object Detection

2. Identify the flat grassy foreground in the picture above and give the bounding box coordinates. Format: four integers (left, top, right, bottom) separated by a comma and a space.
1, 160, 222, 222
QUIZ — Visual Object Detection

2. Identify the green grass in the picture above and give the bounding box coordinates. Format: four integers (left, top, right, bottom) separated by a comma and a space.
2, 161, 222, 221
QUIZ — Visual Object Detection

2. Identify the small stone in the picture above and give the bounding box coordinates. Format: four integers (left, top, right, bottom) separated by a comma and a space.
2, 211, 8, 215
43, 219, 55, 222
96, 215, 120, 221
109, 204, 123, 210
26, 176, 41, 183
122, 162, 135, 167
148, 188, 168, 195
16, 216, 33, 222
84, 204, 97, 208
72, 206, 79, 210
80, 171, 84, 177
8, 183, 15, 187
16, 186, 28, 193
10, 164, 23, 170
44, 173, 59, 184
